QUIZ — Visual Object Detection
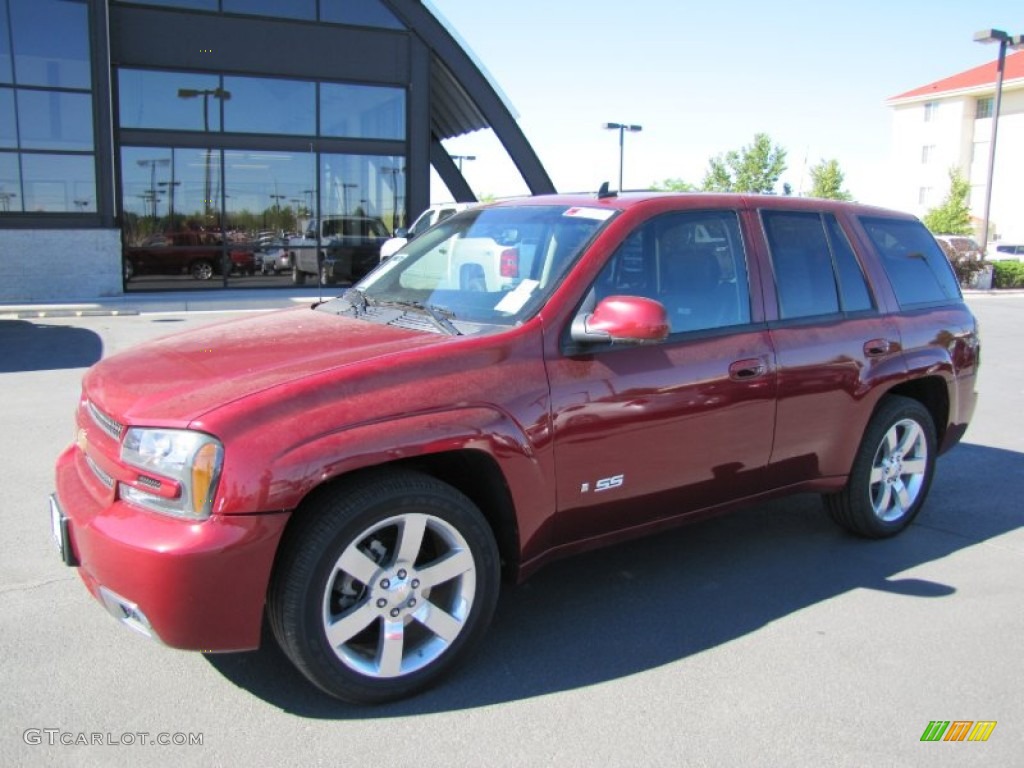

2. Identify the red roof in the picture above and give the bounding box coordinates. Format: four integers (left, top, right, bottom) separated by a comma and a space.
889, 50, 1024, 101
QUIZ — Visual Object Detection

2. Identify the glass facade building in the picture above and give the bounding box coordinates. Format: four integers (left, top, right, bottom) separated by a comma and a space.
0, 0, 553, 299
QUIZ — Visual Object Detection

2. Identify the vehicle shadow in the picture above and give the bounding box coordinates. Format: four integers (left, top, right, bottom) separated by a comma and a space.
206, 442, 1023, 718
0, 320, 103, 372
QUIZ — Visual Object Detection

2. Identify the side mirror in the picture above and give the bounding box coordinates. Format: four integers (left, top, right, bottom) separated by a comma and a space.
570, 295, 670, 345
394, 227, 409, 239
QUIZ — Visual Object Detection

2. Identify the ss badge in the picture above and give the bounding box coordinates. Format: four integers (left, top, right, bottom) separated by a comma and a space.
581, 474, 625, 494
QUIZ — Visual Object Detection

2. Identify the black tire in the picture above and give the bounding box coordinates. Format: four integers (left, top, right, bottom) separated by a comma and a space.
190, 259, 215, 280
291, 265, 306, 285
320, 263, 337, 286
826, 395, 937, 538
267, 470, 500, 704
123, 259, 134, 281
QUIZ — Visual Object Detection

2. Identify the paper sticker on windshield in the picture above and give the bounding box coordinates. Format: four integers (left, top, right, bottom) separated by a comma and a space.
563, 207, 615, 221
495, 279, 540, 314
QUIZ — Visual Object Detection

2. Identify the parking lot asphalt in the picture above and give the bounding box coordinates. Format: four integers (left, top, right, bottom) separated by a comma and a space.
1, 293, 1021, 767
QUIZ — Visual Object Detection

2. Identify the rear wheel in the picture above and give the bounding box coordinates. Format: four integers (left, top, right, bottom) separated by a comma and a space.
190, 259, 214, 280
268, 470, 500, 704
826, 395, 936, 538
291, 264, 306, 285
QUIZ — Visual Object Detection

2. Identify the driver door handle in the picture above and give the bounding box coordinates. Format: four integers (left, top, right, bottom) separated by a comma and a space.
729, 358, 767, 381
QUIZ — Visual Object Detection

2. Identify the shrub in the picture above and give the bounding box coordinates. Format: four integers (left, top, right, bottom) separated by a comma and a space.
993, 261, 1024, 289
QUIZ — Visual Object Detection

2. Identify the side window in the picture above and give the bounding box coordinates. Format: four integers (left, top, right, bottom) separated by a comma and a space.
859, 216, 961, 307
824, 214, 874, 312
762, 211, 840, 319
594, 210, 751, 334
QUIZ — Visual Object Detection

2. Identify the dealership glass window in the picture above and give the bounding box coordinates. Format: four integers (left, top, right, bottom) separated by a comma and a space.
119, 70, 224, 132
320, 153, 403, 232
320, 83, 405, 140
976, 97, 993, 119
121, 146, 226, 238
320, 0, 403, 29
222, 76, 315, 136
0, 153, 21, 212
16, 89, 93, 151
923, 101, 938, 122
223, 0, 314, 20
10, 0, 90, 89
21, 151, 95, 212
0, 88, 15, 148
0, 0, 12, 84
223, 150, 314, 234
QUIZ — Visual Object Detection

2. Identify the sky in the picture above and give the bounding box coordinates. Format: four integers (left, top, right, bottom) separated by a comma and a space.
428, 0, 1022, 208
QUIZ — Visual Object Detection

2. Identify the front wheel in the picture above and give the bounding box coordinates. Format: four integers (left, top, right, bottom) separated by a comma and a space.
291, 264, 306, 285
268, 470, 500, 704
826, 395, 937, 538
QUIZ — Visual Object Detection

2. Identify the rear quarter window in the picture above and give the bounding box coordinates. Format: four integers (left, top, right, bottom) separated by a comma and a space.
859, 217, 961, 307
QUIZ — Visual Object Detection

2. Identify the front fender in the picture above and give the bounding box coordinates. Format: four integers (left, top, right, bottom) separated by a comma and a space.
247, 406, 555, 562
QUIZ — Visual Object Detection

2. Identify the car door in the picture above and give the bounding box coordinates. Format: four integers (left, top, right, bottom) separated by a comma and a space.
546, 208, 778, 544
756, 208, 905, 485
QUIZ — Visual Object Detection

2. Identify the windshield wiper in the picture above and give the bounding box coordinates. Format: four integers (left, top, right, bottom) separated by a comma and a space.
368, 298, 461, 336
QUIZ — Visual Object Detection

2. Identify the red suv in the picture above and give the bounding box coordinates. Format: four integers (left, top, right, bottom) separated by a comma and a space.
51, 193, 979, 703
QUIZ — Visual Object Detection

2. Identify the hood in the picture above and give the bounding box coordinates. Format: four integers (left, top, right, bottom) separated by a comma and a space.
84, 307, 451, 425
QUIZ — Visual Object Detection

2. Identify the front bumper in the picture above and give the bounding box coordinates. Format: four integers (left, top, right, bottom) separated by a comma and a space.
54, 445, 290, 651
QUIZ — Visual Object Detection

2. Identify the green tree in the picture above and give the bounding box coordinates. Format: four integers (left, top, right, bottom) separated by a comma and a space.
923, 168, 973, 235
701, 133, 787, 193
651, 177, 696, 192
808, 158, 852, 200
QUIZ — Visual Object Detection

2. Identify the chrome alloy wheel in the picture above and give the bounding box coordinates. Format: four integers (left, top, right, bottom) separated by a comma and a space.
321, 513, 476, 679
868, 418, 929, 522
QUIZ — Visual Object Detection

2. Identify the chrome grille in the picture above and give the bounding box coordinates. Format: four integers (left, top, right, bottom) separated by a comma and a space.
85, 454, 115, 489
87, 400, 124, 441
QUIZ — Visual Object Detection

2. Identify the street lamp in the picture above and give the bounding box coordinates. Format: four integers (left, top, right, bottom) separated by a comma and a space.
973, 29, 1024, 253
137, 158, 169, 219
177, 87, 231, 219
603, 122, 643, 193
451, 154, 476, 172
382, 165, 405, 230
0, 189, 18, 212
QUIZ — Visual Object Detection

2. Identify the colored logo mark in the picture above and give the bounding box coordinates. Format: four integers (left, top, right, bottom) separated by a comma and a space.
920, 721, 997, 742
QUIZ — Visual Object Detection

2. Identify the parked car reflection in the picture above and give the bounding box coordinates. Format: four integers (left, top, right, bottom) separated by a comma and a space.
124, 230, 256, 281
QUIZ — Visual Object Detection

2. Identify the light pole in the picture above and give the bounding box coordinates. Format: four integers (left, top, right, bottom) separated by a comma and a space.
137, 158, 169, 219
177, 87, 231, 220
451, 154, 476, 172
0, 189, 18, 212
339, 183, 356, 213
973, 29, 1024, 253
603, 122, 642, 192
382, 165, 404, 230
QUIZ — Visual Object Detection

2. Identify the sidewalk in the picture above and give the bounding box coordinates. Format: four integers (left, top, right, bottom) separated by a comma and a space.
0, 288, 333, 318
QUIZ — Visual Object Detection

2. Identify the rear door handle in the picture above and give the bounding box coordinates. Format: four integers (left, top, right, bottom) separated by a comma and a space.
728, 358, 767, 381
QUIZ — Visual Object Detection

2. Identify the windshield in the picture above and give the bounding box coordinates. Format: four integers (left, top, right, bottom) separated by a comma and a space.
318, 204, 616, 330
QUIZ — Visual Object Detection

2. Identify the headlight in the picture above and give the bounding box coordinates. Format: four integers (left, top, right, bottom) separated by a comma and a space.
119, 428, 223, 520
